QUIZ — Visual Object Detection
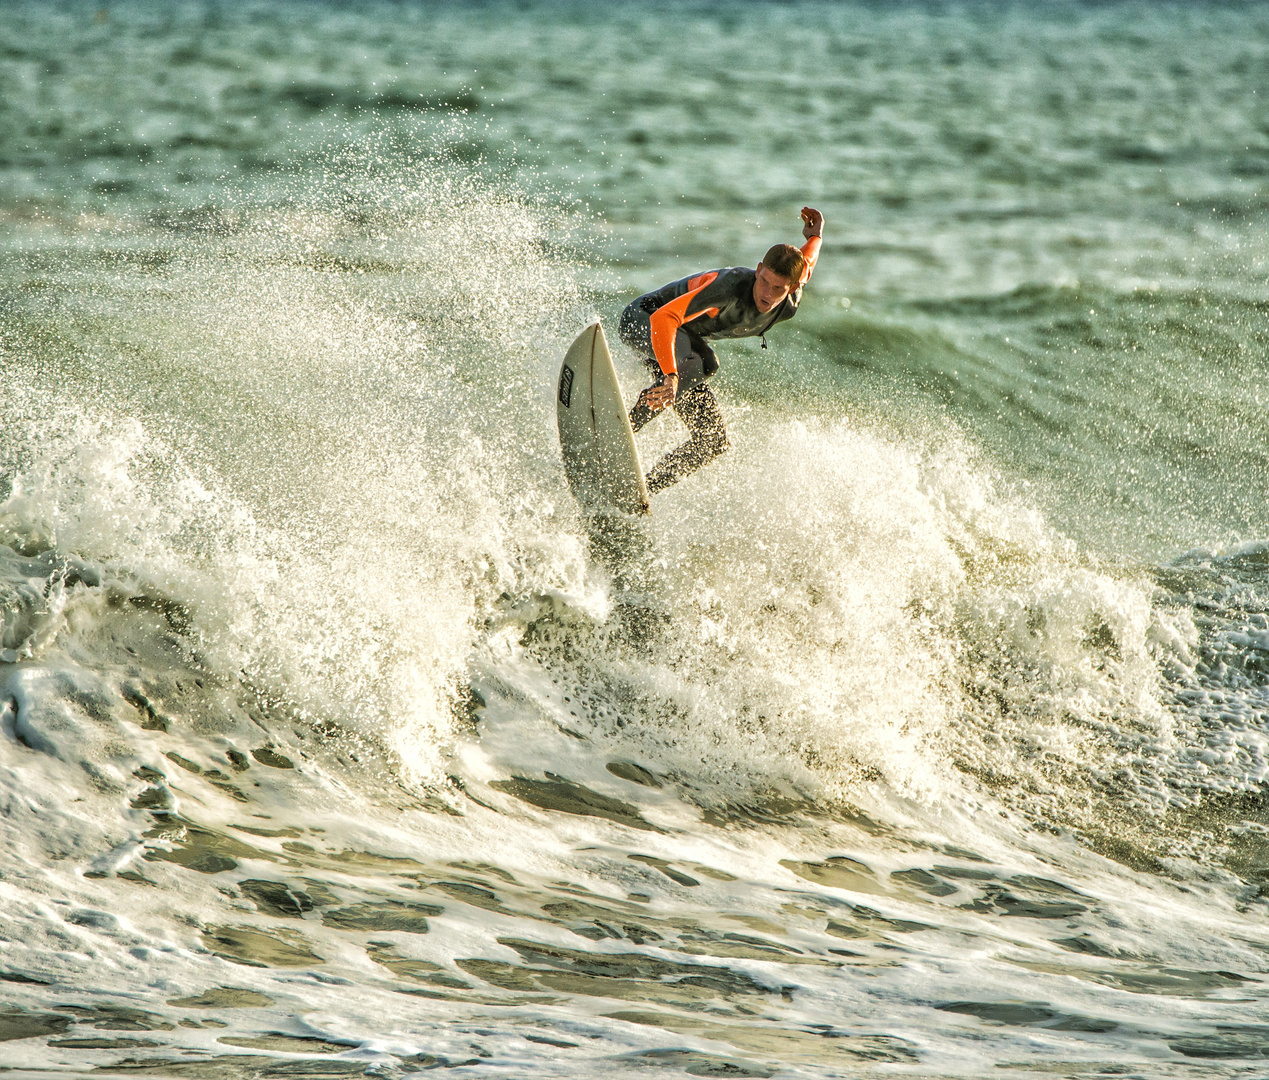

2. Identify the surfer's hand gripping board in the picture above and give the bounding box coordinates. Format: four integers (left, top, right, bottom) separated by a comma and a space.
556, 321, 651, 516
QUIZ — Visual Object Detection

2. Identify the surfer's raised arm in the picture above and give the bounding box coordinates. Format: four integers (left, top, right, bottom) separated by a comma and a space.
799, 206, 824, 284
616, 206, 827, 496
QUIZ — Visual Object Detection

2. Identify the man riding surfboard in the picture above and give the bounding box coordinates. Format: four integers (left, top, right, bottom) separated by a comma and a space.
619, 207, 824, 494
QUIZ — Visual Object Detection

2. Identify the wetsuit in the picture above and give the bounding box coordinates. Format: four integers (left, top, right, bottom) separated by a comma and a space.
619, 234, 820, 494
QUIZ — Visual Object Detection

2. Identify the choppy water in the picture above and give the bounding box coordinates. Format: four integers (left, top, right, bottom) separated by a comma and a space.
2, 1, 1269, 1077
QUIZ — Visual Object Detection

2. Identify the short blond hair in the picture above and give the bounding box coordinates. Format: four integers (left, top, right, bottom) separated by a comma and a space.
762, 243, 805, 282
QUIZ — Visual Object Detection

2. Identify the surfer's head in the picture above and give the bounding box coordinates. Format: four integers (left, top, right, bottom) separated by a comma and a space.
753, 244, 804, 312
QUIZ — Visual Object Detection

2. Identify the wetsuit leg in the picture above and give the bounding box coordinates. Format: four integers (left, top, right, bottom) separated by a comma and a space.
620, 300, 728, 491
628, 339, 712, 433
644, 382, 729, 494
624, 316, 714, 424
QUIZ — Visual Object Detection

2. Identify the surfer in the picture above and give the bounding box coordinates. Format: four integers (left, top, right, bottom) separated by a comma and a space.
619, 207, 823, 493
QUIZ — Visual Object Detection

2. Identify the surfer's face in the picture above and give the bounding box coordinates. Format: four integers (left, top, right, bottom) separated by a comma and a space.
752, 264, 796, 313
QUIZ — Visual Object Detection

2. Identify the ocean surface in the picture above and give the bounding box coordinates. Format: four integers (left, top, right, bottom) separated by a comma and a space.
2, 1, 1269, 1076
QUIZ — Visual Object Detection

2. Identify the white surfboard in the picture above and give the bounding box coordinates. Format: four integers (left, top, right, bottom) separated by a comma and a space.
556, 321, 651, 516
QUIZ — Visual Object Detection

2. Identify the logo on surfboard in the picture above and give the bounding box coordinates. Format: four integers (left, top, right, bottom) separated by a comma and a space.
558, 364, 574, 408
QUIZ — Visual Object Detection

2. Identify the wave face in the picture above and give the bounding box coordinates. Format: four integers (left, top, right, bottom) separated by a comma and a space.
2, 2, 1268, 1076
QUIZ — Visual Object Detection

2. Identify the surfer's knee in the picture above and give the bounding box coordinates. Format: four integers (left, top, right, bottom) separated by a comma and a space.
696, 424, 729, 461
688, 407, 728, 461
680, 387, 727, 460
629, 389, 658, 433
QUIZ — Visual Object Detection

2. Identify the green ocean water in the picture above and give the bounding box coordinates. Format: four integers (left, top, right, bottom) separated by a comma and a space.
2, 3, 1269, 1077
5, 1, 1269, 557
